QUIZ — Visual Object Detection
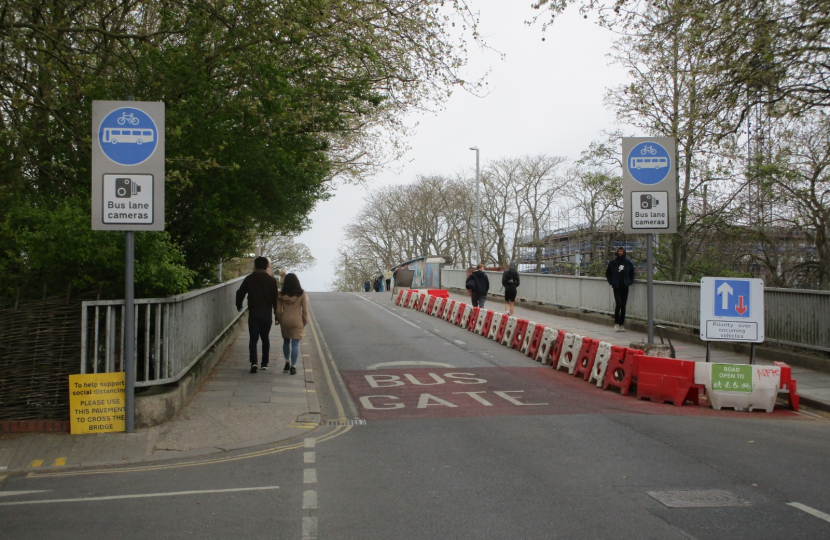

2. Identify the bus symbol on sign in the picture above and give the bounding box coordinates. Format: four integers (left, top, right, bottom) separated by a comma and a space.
97, 107, 158, 166
627, 141, 671, 185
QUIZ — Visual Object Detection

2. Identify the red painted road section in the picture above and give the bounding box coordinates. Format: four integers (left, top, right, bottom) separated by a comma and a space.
340, 367, 800, 421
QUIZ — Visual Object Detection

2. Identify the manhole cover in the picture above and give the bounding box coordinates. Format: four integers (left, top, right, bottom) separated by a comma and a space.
647, 490, 751, 508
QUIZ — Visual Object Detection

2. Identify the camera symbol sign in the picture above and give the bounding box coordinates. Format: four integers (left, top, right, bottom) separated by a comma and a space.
627, 141, 671, 185
97, 107, 158, 166
103, 174, 154, 224
631, 191, 669, 229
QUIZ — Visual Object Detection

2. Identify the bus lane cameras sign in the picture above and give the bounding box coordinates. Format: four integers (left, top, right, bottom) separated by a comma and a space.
622, 137, 677, 234
91, 101, 164, 231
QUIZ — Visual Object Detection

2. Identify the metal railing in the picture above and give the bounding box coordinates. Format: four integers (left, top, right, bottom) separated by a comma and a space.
80, 276, 246, 386
442, 269, 830, 354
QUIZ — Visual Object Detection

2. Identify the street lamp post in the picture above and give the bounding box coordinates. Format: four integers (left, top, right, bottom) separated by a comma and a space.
469, 146, 480, 264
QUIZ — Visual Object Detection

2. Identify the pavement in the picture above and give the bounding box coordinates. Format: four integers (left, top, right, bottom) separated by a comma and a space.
2, 289, 829, 476
0, 322, 321, 475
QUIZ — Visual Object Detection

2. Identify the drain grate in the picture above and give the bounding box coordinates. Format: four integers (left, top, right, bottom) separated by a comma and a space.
647, 489, 751, 508
326, 419, 366, 426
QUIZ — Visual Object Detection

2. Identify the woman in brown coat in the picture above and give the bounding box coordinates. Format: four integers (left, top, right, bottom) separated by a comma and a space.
276, 273, 309, 375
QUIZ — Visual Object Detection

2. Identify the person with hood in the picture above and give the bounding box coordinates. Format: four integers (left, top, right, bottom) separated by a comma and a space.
276, 273, 309, 375
605, 246, 636, 331
501, 262, 520, 315
235, 257, 278, 373
465, 263, 490, 308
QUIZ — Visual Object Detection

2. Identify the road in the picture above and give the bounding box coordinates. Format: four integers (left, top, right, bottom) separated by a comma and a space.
2, 291, 830, 539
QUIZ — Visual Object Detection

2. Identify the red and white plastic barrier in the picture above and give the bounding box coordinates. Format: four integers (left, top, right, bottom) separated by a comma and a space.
589, 341, 613, 387
535, 327, 558, 365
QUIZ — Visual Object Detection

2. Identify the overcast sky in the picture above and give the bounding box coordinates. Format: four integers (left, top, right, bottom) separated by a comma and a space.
294, 2, 630, 291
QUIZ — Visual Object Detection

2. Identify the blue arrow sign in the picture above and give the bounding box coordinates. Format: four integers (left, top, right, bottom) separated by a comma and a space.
714, 279, 750, 317
97, 107, 159, 166
627, 141, 671, 185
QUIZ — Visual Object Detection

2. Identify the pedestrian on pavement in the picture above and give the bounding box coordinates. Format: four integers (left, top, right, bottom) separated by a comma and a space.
364, 279, 371, 292
377, 274, 385, 293
276, 273, 309, 375
606, 246, 636, 332
466, 263, 490, 308
502, 261, 520, 316
373, 276, 381, 292
236, 256, 278, 373
384, 267, 393, 292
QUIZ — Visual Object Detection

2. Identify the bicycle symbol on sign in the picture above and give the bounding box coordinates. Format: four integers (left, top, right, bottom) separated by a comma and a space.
640, 145, 657, 155
117, 112, 140, 126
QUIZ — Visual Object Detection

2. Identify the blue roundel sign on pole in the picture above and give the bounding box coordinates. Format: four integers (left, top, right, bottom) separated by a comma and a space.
97, 107, 159, 166
626, 141, 671, 185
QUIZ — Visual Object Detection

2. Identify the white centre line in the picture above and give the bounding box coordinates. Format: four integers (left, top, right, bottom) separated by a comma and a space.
454, 340, 466, 345
788, 502, 830, 524
304, 452, 315, 464
0, 486, 279, 506
304, 469, 317, 484
304, 438, 315, 449
303, 490, 318, 509
302, 516, 318, 539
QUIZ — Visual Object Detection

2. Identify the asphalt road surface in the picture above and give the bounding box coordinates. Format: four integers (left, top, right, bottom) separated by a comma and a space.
2, 291, 829, 540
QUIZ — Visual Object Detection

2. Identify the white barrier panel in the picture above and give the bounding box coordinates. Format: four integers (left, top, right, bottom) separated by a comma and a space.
501, 317, 518, 346
694, 363, 780, 413
520, 322, 537, 355
431, 298, 444, 317
459, 305, 473, 328
419, 294, 431, 313
556, 333, 581, 374
589, 342, 613, 387
395, 290, 404, 306
489, 314, 504, 340
474, 309, 488, 334
536, 327, 558, 364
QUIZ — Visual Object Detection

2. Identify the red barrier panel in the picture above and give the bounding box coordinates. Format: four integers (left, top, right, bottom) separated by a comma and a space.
481, 310, 495, 336
428, 289, 449, 298
550, 330, 566, 368
635, 355, 703, 406
495, 314, 510, 343
774, 361, 800, 411
511, 320, 529, 350
403, 290, 414, 307
467, 307, 481, 331
395, 290, 404, 305
527, 325, 545, 359
454, 303, 468, 326
435, 297, 447, 317
444, 300, 456, 321
573, 338, 600, 381
413, 294, 425, 311
425, 295, 437, 315
602, 347, 642, 396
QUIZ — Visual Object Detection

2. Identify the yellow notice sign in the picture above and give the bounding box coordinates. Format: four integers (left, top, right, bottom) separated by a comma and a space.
69, 372, 126, 434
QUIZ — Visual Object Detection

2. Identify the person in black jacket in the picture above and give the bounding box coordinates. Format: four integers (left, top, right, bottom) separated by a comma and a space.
501, 262, 520, 315
236, 257, 279, 373
605, 247, 636, 332
465, 264, 490, 308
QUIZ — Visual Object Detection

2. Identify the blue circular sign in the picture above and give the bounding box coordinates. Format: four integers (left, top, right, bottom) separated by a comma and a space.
627, 141, 671, 185
98, 107, 158, 166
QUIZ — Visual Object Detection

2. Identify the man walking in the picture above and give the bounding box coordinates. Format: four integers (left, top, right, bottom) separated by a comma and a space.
466, 263, 490, 308
606, 247, 635, 332
236, 257, 278, 373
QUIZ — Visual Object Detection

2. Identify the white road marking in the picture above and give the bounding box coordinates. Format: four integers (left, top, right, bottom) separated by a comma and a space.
788, 502, 830, 523
304, 438, 315, 449
0, 486, 279, 506
0, 490, 50, 498
303, 490, 318, 509
367, 361, 454, 370
0, 466, 7, 471
454, 340, 466, 345
302, 516, 318, 539
304, 469, 317, 484
353, 293, 420, 329
304, 452, 315, 464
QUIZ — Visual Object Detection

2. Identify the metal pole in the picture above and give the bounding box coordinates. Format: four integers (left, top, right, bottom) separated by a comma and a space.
125, 231, 135, 433
647, 233, 654, 344
470, 147, 481, 263
124, 94, 135, 434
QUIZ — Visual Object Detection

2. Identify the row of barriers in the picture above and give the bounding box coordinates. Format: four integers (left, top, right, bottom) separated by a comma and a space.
395, 290, 800, 413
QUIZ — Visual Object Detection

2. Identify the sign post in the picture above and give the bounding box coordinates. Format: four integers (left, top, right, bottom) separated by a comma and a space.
699, 277, 765, 363
91, 100, 165, 433
622, 137, 677, 343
